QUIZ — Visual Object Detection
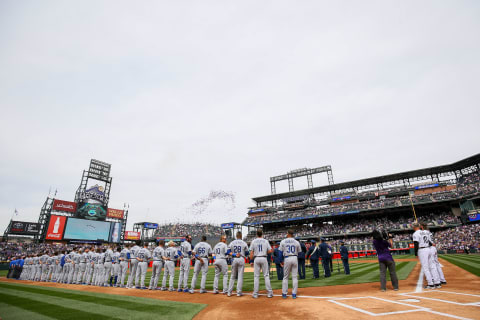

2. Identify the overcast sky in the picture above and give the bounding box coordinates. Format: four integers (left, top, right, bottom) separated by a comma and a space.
1, 1, 479, 233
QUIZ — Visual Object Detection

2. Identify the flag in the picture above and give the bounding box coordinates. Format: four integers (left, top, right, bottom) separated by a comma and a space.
14, 209, 18, 216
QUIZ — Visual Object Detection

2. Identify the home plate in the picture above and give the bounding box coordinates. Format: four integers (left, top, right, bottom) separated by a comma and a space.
399, 299, 420, 303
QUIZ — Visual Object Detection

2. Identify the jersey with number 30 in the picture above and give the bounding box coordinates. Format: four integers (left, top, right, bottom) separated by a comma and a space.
279, 238, 301, 257
249, 238, 271, 257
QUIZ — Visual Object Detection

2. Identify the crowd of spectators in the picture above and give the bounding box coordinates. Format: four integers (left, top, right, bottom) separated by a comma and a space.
245, 172, 480, 225
258, 212, 459, 241
154, 223, 223, 238
433, 224, 480, 251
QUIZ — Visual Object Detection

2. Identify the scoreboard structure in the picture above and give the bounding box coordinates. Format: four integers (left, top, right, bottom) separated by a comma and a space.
35, 159, 129, 244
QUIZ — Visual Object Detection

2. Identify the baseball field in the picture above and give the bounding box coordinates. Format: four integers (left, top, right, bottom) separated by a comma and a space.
1, 254, 479, 320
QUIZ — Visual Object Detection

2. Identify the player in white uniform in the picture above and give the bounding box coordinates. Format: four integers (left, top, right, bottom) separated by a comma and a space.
135, 243, 152, 289
149, 240, 165, 290
117, 246, 130, 287
227, 232, 249, 297
190, 236, 213, 294
413, 223, 437, 289
249, 229, 273, 298
213, 235, 229, 294
127, 242, 141, 289
279, 229, 301, 299
421, 223, 446, 285
177, 236, 193, 292
161, 241, 178, 291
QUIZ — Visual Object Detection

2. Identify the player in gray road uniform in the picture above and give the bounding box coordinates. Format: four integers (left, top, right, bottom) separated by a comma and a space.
190, 236, 213, 294
135, 243, 152, 289
213, 235, 229, 294
279, 229, 301, 299
149, 240, 165, 290
55, 251, 65, 282
89, 249, 99, 285
95, 248, 106, 286
227, 231, 249, 297
177, 235, 193, 292
47, 254, 55, 281
33, 254, 41, 281
127, 242, 141, 289
249, 229, 273, 299
83, 248, 93, 284
69, 249, 80, 284
76, 248, 87, 284
162, 241, 178, 291
103, 246, 114, 286
111, 247, 121, 286
117, 246, 130, 287
63, 250, 73, 283
40, 253, 49, 281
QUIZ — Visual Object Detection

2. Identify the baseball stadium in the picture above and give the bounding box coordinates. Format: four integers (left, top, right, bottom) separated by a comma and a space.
1, 154, 480, 320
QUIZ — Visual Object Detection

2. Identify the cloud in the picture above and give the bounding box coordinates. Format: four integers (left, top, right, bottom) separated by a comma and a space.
0, 1, 479, 233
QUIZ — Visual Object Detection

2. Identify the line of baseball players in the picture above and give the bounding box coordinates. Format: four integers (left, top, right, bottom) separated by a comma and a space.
413, 222, 447, 289
18, 229, 303, 298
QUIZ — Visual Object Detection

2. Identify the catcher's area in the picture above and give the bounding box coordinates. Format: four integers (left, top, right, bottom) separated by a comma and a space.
2, 258, 479, 320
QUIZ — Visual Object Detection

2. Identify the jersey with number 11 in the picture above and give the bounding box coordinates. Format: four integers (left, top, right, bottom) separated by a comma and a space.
249, 238, 271, 257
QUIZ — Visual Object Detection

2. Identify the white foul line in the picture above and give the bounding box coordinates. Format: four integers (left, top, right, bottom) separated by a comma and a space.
415, 267, 424, 293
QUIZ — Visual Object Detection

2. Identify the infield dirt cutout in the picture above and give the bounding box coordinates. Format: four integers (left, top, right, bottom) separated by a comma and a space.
2, 258, 479, 319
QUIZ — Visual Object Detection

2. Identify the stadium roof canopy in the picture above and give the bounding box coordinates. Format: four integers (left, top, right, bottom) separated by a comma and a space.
252, 153, 480, 203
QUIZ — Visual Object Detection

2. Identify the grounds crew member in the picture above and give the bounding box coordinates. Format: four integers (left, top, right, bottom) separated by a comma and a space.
213, 235, 229, 294
339, 241, 350, 275
227, 231, 249, 297
279, 229, 301, 299
249, 229, 274, 299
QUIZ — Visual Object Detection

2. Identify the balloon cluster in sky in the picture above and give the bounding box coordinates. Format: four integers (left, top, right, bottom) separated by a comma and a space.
188, 190, 236, 216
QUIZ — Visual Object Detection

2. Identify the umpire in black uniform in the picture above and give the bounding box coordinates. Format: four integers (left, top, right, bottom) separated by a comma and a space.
339, 241, 350, 275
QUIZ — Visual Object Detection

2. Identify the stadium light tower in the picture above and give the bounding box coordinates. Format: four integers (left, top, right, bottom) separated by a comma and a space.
270, 165, 334, 195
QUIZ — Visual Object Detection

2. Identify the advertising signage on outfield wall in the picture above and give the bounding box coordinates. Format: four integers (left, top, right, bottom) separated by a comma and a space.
46, 215, 67, 240
107, 208, 124, 219
143, 223, 158, 229
125, 231, 141, 240
221, 223, 234, 229
9, 221, 41, 235
52, 199, 77, 213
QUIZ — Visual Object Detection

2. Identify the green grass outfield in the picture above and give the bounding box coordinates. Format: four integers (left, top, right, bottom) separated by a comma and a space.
0, 281, 206, 320
439, 254, 480, 277
1, 259, 416, 292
